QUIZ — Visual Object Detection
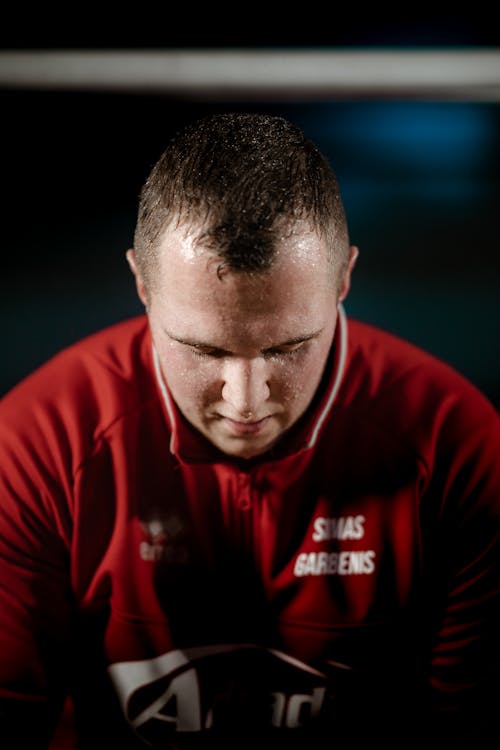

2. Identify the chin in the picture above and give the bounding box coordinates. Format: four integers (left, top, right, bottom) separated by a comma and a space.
217, 438, 274, 460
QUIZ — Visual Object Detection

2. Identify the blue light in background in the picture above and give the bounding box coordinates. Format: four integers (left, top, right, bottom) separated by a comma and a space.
296, 101, 495, 170
293, 101, 497, 209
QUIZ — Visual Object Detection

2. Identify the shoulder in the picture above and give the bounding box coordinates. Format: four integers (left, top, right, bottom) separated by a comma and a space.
345, 316, 497, 412
339, 316, 500, 462
0, 315, 158, 470
1, 314, 152, 405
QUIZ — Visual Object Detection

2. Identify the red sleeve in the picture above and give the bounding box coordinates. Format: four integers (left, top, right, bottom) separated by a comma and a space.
0, 389, 74, 747
421, 385, 500, 742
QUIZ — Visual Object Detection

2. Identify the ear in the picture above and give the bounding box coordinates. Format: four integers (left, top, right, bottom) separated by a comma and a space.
126, 249, 148, 307
338, 245, 359, 303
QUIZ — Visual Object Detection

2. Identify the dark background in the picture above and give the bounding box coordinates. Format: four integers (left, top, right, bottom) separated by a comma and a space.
1, 14, 499, 409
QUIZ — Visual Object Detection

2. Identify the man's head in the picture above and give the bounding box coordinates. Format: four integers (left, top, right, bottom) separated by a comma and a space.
132, 111, 351, 297
128, 112, 358, 459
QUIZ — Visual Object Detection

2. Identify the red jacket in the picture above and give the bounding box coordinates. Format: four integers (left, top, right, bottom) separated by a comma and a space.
0, 308, 498, 748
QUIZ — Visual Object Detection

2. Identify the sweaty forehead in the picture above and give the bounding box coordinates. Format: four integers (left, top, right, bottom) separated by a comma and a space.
149, 221, 335, 343
156, 220, 330, 283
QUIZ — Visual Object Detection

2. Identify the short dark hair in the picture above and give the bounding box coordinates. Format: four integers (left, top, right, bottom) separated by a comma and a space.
133, 112, 350, 288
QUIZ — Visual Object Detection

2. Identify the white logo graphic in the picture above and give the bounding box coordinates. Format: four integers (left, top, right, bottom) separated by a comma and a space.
139, 507, 188, 563
108, 644, 341, 745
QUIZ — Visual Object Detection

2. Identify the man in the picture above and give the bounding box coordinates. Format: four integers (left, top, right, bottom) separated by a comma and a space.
0, 112, 498, 749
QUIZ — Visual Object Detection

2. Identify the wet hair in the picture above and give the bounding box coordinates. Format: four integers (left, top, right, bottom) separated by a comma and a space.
133, 111, 350, 289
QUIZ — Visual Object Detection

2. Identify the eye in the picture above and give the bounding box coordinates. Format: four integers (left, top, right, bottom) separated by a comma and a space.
264, 342, 305, 358
189, 345, 226, 359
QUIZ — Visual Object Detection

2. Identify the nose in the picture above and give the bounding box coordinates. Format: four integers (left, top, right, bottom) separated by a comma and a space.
221, 357, 270, 417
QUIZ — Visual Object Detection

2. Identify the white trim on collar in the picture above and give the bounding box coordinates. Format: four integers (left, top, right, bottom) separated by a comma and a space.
152, 342, 178, 455
305, 302, 348, 449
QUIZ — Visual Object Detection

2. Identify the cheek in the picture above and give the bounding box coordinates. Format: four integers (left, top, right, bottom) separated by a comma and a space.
272, 356, 322, 404
158, 349, 220, 404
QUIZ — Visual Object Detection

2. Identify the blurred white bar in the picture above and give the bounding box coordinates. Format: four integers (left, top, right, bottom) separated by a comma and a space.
0, 49, 500, 100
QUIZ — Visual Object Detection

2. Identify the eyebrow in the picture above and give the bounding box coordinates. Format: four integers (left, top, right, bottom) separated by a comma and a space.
163, 328, 323, 352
